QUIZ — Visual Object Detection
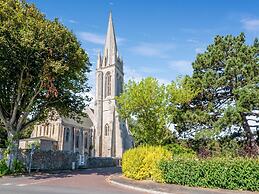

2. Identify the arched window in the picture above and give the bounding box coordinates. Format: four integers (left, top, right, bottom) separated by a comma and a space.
84, 133, 88, 149
46, 125, 49, 136
52, 125, 55, 135
105, 72, 111, 97
75, 131, 79, 148
105, 124, 109, 136
98, 73, 103, 98
65, 128, 70, 142
119, 76, 123, 95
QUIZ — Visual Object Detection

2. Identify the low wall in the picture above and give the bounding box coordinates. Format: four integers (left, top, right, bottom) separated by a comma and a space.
18, 150, 121, 171
19, 150, 77, 171
84, 157, 121, 168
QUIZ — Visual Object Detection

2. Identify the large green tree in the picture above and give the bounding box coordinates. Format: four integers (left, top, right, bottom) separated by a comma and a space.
0, 0, 91, 149
117, 77, 196, 146
182, 33, 259, 152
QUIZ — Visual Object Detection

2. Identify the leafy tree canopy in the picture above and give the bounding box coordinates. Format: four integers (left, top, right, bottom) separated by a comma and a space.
0, 0, 91, 140
117, 77, 197, 146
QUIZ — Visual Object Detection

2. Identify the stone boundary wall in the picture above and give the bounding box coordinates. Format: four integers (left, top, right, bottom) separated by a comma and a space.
84, 157, 121, 168
17, 150, 121, 171
18, 150, 77, 171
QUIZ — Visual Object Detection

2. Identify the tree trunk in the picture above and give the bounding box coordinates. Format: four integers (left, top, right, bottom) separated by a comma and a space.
241, 113, 259, 156
7, 131, 19, 170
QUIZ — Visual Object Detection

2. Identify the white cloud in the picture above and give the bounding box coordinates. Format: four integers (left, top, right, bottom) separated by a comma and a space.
79, 32, 104, 44
168, 60, 193, 75
86, 48, 101, 58
85, 90, 95, 108
86, 71, 95, 107
78, 32, 126, 45
187, 39, 199, 44
181, 28, 198, 34
241, 18, 259, 31
195, 47, 205, 54
68, 19, 78, 24
157, 78, 171, 85
130, 42, 175, 58
124, 66, 144, 82
139, 66, 164, 74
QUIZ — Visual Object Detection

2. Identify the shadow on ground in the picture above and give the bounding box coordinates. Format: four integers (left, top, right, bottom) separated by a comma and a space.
24, 167, 122, 181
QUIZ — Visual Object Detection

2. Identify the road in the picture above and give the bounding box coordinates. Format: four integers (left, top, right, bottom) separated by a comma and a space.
0, 167, 146, 194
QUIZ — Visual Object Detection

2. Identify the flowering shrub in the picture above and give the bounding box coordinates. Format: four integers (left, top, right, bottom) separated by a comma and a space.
122, 146, 172, 181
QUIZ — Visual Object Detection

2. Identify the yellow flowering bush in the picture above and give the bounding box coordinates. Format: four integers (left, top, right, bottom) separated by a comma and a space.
122, 146, 172, 182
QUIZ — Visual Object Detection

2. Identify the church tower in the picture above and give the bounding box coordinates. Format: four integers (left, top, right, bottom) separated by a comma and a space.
94, 13, 132, 157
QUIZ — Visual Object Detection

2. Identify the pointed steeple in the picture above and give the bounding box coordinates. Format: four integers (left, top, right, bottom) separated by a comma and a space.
103, 12, 117, 65
97, 52, 102, 69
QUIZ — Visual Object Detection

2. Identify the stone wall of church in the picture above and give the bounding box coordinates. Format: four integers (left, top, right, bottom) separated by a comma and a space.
31, 122, 61, 142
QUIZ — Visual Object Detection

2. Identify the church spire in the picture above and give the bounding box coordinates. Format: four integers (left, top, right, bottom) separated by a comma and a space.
103, 12, 117, 65
97, 52, 102, 69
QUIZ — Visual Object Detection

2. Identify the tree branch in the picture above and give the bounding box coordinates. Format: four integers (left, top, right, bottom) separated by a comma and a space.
16, 81, 43, 131
10, 68, 24, 125
0, 104, 7, 127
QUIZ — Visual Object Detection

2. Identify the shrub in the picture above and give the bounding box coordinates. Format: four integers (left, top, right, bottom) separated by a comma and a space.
122, 146, 172, 181
0, 157, 25, 176
11, 159, 25, 174
0, 159, 9, 176
160, 157, 259, 191
164, 143, 196, 158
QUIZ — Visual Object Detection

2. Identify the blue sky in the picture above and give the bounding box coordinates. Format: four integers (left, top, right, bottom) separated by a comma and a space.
29, 0, 259, 89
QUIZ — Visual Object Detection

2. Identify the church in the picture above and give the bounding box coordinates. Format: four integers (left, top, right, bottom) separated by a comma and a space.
19, 13, 133, 158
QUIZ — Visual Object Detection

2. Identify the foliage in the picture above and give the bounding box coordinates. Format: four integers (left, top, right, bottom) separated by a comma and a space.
186, 138, 246, 158
117, 78, 170, 145
11, 159, 25, 174
0, 158, 25, 176
163, 143, 196, 158
122, 146, 172, 182
0, 159, 8, 176
26, 141, 40, 150
160, 157, 259, 191
0, 0, 91, 145
117, 77, 197, 146
175, 33, 259, 153
18, 126, 34, 139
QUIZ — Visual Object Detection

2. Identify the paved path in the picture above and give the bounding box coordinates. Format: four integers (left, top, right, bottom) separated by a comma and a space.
0, 168, 146, 194
109, 174, 259, 194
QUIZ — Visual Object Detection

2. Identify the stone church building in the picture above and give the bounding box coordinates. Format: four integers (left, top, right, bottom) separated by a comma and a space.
19, 13, 133, 158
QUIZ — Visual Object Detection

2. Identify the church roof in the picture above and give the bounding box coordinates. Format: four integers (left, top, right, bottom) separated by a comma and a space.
21, 136, 57, 142
62, 116, 93, 129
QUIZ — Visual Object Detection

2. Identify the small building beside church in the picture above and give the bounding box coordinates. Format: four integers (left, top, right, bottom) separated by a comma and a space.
19, 114, 94, 155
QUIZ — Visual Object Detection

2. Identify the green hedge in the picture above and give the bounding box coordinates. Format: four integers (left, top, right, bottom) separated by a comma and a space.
122, 146, 172, 181
159, 157, 259, 191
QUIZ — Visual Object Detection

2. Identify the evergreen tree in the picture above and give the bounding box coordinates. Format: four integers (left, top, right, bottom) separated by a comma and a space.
187, 33, 259, 153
